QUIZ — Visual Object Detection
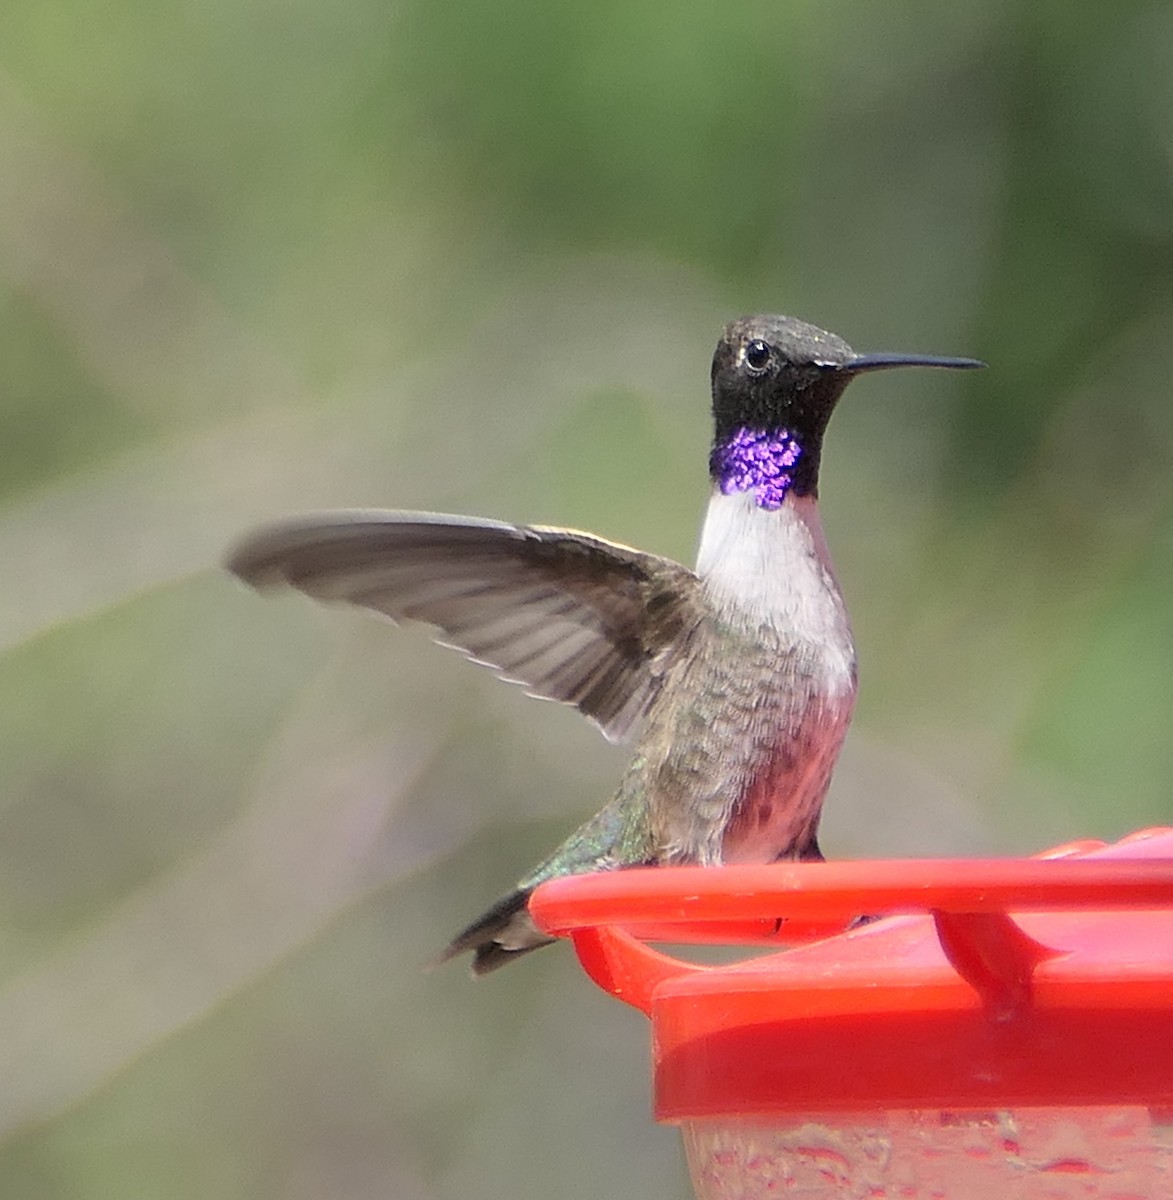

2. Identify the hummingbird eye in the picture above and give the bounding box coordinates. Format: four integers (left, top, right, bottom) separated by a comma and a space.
743, 339, 772, 373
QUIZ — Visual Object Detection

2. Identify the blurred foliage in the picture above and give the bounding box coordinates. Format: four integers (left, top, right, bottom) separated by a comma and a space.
0, 0, 1170, 1196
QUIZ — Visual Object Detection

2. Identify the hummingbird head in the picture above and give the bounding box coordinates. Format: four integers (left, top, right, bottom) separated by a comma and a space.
709, 314, 983, 506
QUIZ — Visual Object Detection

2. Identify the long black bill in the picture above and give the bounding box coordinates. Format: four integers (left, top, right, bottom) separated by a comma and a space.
841, 352, 986, 374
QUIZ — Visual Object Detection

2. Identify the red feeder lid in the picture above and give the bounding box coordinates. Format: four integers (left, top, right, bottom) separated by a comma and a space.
529, 828, 1173, 1119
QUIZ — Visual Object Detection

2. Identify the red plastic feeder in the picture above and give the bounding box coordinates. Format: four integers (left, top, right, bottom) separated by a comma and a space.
530, 828, 1173, 1199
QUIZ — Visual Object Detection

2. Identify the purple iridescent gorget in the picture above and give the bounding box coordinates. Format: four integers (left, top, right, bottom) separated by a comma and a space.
712, 427, 802, 511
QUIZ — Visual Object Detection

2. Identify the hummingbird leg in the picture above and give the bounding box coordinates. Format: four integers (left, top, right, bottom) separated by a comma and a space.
799, 835, 824, 862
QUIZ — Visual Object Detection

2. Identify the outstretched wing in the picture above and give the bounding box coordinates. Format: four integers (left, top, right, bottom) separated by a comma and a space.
228, 510, 703, 742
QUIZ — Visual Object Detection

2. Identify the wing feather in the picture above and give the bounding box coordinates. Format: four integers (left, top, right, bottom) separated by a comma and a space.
227, 510, 703, 741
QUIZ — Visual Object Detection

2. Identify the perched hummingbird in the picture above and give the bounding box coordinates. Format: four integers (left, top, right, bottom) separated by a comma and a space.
228, 315, 982, 974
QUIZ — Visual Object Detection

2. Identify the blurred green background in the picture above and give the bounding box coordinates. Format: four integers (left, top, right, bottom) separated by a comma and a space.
0, 0, 1171, 1196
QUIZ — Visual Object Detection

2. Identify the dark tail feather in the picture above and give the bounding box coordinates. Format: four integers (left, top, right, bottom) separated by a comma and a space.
434, 886, 556, 976
468, 938, 548, 976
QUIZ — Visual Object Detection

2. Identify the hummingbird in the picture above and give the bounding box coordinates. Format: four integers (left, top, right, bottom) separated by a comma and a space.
227, 314, 982, 974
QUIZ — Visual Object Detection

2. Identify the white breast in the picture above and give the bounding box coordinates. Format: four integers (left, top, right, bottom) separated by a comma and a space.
695, 489, 856, 692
